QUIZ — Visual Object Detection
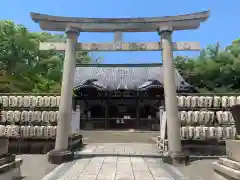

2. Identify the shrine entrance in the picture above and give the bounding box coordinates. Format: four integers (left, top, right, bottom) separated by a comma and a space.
31, 11, 209, 164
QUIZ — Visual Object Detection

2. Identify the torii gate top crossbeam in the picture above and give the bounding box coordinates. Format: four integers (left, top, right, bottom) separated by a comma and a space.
30, 11, 210, 32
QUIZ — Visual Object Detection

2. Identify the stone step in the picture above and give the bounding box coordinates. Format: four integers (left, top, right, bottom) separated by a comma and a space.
213, 162, 240, 180
219, 158, 240, 171
0, 159, 22, 174
0, 154, 15, 166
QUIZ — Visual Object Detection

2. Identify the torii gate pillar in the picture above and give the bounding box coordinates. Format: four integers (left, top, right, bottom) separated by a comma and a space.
159, 27, 185, 164
48, 28, 79, 164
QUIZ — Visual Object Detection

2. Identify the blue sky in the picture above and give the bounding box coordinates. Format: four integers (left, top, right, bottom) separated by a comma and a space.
1, 0, 239, 64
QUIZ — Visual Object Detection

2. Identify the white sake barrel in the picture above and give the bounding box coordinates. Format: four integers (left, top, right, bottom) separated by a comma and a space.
23, 96, 30, 107
180, 111, 187, 125
34, 126, 41, 137
7, 111, 14, 123
43, 96, 50, 107
181, 127, 188, 140
21, 111, 28, 122
216, 111, 224, 124
193, 111, 200, 124
216, 127, 224, 139
0, 96, 2, 105
223, 111, 229, 124
185, 96, 192, 108
229, 112, 235, 123
222, 96, 229, 108
28, 126, 34, 137
198, 96, 205, 107
194, 126, 203, 139
187, 111, 194, 125
188, 126, 195, 139
229, 96, 237, 107
27, 111, 33, 122
49, 111, 56, 122
178, 96, 185, 107
56, 96, 60, 107
205, 96, 213, 107
40, 126, 47, 137
11, 125, 20, 137
55, 111, 59, 122
208, 111, 215, 124
52, 126, 57, 137
0, 125, 6, 136
36, 96, 43, 107
2, 96, 9, 107
1, 111, 7, 122
13, 110, 21, 123
237, 96, 240, 104
202, 126, 208, 139
34, 111, 41, 122
20, 126, 27, 137
47, 126, 53, 137
191, 96, 199, 108
50, 96, 57, 107
213, 96, 221, 107
203, 111, 209, 124
41, 111, 49, 123
209, 127, 216, 138
9, 96, 17, 107
29, 96, 36, 107
16, 96, 23, 107
225, 127, 233, 139
4, 125, 10, 136
6, 125, 13, 137
199, 111, 206, 125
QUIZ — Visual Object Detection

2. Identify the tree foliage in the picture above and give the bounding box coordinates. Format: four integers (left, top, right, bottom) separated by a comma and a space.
0, 20, 97, 93
0, 20, 239, 93
174, 41, 240, 93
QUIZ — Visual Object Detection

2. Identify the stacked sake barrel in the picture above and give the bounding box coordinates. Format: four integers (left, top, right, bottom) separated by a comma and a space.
0, 95, 60, 139
176, 95, 240, 141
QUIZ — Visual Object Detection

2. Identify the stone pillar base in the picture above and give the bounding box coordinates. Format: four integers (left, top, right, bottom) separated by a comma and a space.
47, 150, 73, 164
162, 152, 189, 165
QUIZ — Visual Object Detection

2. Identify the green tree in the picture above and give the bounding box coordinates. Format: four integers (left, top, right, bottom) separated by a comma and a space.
0, 20, 95, 93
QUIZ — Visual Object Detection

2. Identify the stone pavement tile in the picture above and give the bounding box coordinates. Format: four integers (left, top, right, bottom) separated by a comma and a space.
154, 177, 173, 180
115, 173, 135, 180
133, 171, 155, 180
104, 156, 118, 163
97, 171, 116, 180
77, 174, 98, 180
144, 158, 158, 163
116, 166, 133, 175
146, 162, 161, 168
81, 164, 102, 175
130, 157, 145, 163
149, 168, 172, 178
91, 157, 105, 164
58, 159, 91, 180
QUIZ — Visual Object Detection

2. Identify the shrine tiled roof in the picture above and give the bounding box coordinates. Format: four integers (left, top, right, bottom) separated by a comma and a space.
74, 64, 194, 91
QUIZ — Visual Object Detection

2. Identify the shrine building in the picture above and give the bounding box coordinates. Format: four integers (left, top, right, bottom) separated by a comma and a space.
73, 63, 197, 130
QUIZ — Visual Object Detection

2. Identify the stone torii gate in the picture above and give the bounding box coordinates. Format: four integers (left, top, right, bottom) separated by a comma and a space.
31, 11, 209, 164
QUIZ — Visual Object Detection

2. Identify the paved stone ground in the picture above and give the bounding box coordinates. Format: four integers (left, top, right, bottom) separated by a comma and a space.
177, 159, 216, 180
17, 154, 58, 180
17, 143, 217, 180
41, 143, 183, 180
76, 143, 161, 157
81, 130, 159, 144
42, 156, 176, 180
